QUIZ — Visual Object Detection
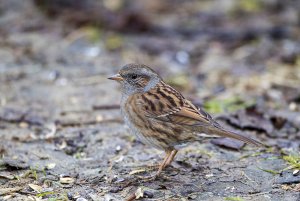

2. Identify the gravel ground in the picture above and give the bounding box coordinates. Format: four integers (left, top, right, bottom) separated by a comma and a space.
1, 1, 300, 200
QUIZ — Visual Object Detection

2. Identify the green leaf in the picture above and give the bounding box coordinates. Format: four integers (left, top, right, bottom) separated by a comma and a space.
204, 96, 254, 114
225, 196, 244, 201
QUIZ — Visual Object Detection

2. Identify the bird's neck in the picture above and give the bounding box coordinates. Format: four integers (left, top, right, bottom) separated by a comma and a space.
143, 77, 160, 92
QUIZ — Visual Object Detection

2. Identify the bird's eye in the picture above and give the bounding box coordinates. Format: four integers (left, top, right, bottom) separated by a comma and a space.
130, 74, 138, 79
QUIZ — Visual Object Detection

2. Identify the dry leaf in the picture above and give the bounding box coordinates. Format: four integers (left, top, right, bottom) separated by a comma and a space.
135, 187, 144, 199
0, 187, 23, 195
28, 184, 42, 193
0, 172, 14, 180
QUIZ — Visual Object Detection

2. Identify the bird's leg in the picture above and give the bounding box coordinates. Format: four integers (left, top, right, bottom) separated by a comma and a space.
163, 150, 178, 168
138, 150, 173, 181
154, 149, 173, 176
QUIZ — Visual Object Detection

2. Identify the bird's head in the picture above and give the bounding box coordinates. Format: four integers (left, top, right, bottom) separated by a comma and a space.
108, 63, 161, 95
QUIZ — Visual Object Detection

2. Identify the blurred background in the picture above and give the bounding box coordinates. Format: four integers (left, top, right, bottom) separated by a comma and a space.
0, 0, 300, 200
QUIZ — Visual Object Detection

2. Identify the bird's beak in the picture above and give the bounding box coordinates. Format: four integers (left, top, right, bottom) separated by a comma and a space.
108, 73, 123, 82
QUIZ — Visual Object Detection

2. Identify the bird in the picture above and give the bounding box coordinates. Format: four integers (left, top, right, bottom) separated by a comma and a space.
108, 63, 263, 179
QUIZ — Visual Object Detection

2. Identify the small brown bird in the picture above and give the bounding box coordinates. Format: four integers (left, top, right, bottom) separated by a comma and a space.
108, 63, 263, 179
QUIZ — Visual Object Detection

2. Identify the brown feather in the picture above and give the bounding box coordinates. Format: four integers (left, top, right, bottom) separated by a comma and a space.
206, 127, 264, 147
134, 81, 264, 147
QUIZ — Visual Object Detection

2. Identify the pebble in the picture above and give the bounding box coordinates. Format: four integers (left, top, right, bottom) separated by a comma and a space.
143, 190, 154, 198
293, 169, 299, 176
76, 198, 88, 201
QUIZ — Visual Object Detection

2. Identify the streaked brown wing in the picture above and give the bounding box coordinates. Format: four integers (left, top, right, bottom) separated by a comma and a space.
137, 81, 218, 128
156, 99, 219, 127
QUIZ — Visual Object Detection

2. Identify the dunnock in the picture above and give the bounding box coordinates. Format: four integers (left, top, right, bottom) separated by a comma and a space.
108, 63, 263, 179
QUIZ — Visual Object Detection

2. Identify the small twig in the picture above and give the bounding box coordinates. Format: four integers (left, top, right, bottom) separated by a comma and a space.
57, 118, 123, 127
60, 110, 91, 115
92, 104, 120, 110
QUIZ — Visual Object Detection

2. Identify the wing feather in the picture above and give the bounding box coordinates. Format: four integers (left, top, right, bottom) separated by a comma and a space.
137, 82, 216, 127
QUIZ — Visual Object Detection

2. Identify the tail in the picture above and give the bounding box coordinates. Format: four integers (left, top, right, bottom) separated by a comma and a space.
207, 127, 265, 147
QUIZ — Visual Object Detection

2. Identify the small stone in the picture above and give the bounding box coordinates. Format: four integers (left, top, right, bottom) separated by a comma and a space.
115, 177, 125, 183
67, 192, 73, 200
189, 194, 198, 199
109, 187, 121, 193
19, 122, 29, 128
46, 163, 56, 170
115, 145, 121, 152
76, 198, 88, 201
293, 169, 299, 176
143, 190, 153, 198
205, 173, 214, 178
68, 192, 81, 200
115, 156, 124, 163
289, 102, 297, 111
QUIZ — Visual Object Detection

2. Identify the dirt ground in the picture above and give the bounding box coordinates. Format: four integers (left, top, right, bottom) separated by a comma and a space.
1, 0, 300, 200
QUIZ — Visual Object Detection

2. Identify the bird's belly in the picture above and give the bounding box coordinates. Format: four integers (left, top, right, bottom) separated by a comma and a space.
121, 108, 167, 150
126, 120, 166, 150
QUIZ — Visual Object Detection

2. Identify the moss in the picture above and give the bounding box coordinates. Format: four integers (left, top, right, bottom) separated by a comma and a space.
204, 96, 254, 114
225, 197, 244, 201
257, 167, 281, 175
282, 153, 300, 171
